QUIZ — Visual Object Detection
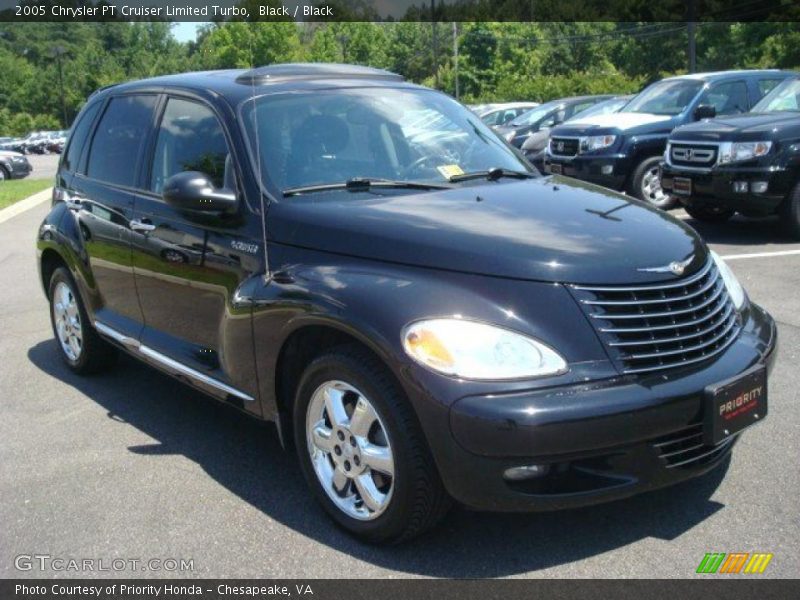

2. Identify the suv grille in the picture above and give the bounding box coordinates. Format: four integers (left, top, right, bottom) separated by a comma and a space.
570, 258, 740, 375
669, 143, 717, 168
652, 423, 735, 469
549, 137, 579, 157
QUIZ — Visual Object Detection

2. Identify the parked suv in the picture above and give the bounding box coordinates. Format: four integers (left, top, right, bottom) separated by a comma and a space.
545, 70, 795, 209
495, 95, 614, 148
38, 64, 776, 543
661, 76, 800, 236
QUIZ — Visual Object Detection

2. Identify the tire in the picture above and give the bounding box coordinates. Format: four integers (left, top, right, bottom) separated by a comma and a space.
780, 181, 800, 239
684, 204, 735, 223
48, 267, 118, 374
628, 156, 676, 210
0, 165, 8, 182
293, 344, 451, 544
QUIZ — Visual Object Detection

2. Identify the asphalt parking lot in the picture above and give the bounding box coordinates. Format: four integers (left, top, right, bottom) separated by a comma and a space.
25, 154, 60, 181
0, 197, 798, 579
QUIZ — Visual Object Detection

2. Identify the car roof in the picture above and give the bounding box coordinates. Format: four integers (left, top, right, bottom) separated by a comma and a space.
663, 69, 795, 83
94, 63, 424, 106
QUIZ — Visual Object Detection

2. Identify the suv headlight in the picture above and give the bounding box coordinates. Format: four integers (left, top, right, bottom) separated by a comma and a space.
718, 141, 772, 164
711, 251, 746, 310
11, 155, 27, 163
580, 135, 616, 152
402, 318, 567, 380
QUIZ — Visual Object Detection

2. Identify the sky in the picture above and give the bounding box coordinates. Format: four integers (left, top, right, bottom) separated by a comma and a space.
172, 22, 208, 43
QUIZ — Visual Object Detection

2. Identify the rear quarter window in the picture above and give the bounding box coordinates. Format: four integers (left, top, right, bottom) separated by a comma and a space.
86, 95, 157, 188
62, 101, 101, 173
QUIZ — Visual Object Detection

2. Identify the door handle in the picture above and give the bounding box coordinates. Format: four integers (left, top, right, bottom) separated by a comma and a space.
130, 219, 156, 233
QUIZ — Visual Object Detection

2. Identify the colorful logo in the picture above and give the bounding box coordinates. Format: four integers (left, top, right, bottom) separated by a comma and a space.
696, 552, 773, 574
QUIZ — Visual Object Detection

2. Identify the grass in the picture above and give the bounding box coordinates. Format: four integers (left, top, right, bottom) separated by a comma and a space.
0, 178, 52, 210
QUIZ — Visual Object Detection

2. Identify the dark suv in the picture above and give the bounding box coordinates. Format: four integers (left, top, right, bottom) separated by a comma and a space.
38, 64, 776, 543
495, 95, 614, 149
661, 76, 800, 237
545, 70, 795, 209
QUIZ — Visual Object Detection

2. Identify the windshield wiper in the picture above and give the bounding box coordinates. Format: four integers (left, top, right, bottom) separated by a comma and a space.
448, 167, 537, 183
283, 177, 453, 197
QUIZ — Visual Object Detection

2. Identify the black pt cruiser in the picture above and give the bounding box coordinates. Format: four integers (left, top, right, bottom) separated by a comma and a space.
661, 76, 800, 237
37, 64, 777, 543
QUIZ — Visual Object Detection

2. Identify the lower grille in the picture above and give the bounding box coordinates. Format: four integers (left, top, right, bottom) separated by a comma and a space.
570, 257, 740, 375
652, 423, 735, 469
549, 137, 579, 157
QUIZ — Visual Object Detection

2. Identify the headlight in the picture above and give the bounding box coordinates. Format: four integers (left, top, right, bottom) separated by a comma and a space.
11, 155, 27, 163
718, 141, 772, 164
711, 251, 746, 310
402, 318, 567, 380
580, 135, 616, 152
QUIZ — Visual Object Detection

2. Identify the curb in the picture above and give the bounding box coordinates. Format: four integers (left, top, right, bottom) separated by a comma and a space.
0, 187, 53, 226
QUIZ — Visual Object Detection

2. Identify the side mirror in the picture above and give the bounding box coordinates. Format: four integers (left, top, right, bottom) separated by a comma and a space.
162, 171, 237, 214
693, 104, 717, 120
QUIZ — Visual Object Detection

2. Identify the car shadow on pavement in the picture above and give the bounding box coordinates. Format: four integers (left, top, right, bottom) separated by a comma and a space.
29, 339, 729, 577
681, 214, 796, 246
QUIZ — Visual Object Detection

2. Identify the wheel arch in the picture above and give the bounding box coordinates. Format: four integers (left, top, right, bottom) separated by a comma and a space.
270, 318, 404, 450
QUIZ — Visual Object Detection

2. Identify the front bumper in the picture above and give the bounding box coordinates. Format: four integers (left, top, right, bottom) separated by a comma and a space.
544, 151, 630, 191
660, 163, 790, 215
434, 303, 777, 512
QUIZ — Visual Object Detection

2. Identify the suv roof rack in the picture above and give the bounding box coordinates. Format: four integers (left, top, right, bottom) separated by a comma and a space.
235, 63, 404, 85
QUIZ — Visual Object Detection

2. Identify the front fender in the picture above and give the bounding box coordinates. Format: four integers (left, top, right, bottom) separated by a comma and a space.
251, 245, 615, 435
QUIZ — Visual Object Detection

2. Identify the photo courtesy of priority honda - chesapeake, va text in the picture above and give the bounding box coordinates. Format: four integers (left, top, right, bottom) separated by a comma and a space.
36, 63, 776, 544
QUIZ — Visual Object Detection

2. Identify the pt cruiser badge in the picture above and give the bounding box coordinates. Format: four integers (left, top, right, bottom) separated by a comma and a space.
637, 255, 694, 276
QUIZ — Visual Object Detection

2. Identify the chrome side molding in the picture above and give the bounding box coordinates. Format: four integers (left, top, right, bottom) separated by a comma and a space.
93, 321, 255, 402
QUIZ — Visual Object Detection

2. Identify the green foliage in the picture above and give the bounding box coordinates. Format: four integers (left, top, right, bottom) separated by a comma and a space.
0, 21, 798, 137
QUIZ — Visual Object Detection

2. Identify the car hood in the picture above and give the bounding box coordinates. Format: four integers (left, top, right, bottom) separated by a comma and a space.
268, 177, 705, 285
553, 112, 678, 136
671, 112, 800, 142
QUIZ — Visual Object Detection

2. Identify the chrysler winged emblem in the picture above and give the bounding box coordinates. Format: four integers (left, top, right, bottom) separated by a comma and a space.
637, 255, 694, 276
556, 141, 565, 152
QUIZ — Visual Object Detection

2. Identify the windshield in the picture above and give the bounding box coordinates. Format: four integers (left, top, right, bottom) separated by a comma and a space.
509, 101, 562, 127
752, 77, 800, 113
625, 79, 705, 115
568, 97, 628, 121
241, 87, 528, 193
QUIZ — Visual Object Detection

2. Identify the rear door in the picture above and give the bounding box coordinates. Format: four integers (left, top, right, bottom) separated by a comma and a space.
131, 94, 262, 403
68, 94, 158, 339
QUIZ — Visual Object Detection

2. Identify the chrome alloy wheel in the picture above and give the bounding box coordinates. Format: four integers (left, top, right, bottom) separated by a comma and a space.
305, 380, 395, 521
640, 165, 667, 204
52, 281, 83, 361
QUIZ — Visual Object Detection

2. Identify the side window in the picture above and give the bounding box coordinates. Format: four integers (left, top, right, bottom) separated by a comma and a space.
701, 81, 749, 115
63, 101, 101, 173
567, 101, 596, 118
757, 78, 783, 100
86, 95, 156, 187
150, 98, 230, 194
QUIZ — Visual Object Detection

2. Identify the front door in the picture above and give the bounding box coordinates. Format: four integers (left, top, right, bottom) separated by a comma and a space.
131, 96, 262, 404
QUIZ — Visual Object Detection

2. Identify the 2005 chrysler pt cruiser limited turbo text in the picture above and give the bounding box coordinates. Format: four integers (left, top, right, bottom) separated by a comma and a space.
37, 64, 777, 543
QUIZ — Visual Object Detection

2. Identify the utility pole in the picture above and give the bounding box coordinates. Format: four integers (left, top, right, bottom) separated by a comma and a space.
688, 0, 696, 73
52, 46, 68, 127
431, 0, 439, 88
452, 22, 459, 100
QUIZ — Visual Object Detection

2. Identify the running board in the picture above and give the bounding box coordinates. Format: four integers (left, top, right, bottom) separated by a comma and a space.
94, 321, 255, 403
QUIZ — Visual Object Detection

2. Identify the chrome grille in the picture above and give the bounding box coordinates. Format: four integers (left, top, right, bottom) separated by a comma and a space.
549, 137, 579, 157
570, 259, 740, 375
669, 142, 717, 168
652, 423, 736, 469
